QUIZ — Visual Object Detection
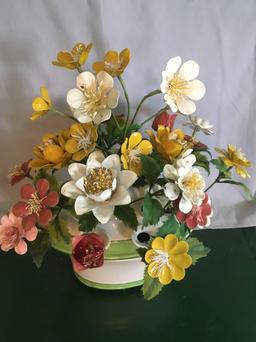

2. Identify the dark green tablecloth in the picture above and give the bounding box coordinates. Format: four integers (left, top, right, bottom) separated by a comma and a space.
1, 227, 256, 342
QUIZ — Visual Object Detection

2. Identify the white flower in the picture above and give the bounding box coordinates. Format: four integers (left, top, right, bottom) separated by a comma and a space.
183, 115, 214, 135
160, 56, 206, 115
163, 165, 205, 214
67, 71, 119, 124
176, 148, 196, 169
61, 151, 137, 224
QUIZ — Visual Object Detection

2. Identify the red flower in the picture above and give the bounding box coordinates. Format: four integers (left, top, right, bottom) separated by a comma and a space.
176, 194, 213, 229
152, 112, 177, 131
72, 233, 105, 272
8, 160, 31, 186
184, 135, 208, 149
12, 178, 59, 230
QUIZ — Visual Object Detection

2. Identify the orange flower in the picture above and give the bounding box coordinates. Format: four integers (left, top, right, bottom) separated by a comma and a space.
93, 48, 130, 77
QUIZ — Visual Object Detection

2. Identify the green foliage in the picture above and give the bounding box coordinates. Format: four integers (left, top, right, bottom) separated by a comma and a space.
219, 180, 253, 199
141, 155, 162, 186
157, 215, 186, 239
29, 230, 51, 268
142, 268, 163, 301
187, 237, 210, 265
114, 205, 138, 230
48, 215, 70, 244
211, 159, 231, 178
142, 193, 163, 226
194, 151, 210, 175
78, 212, 99, 232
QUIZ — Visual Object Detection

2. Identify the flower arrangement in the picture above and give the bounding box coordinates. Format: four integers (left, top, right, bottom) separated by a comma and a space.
1, 43, 253, 300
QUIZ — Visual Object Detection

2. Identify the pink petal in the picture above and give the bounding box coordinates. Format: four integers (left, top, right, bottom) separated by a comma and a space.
10, 175, 24, 186
25, 226, 38, 241
71, 257, 86, 272
176, 211, 186, 223
72, 235, 85, 249
186, 215, 197, 229
22, 214, 37, 230
22, 159, 32, 173
1, 215, 10, 225
12, 202, 28, 217
42, 191, 59, 207
20, 184, 35, 200
14, 239, 28, 255
36, 179, 50, 198
38, 208, 52, 226
197, 215, 208, 227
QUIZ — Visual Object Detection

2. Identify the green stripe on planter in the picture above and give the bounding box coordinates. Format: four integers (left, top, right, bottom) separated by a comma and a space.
74, 272, 143, 290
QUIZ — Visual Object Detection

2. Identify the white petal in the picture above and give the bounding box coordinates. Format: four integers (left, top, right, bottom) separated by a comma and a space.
75, 177, 85, 192
112, 178, 117, 191
164, 94, 178, 112
74, 195, 96, 215
107, 88, 119, 108
93, 205, 114, 224
179, 60, 199, 81
164, 183, 180, 200
179, 196, 192, 214
67, 89, 84, 109
109, 186, 131, 206
93, 108, 111, 125
118, 170, 138, 189
73, 110, 92, 123
68, 163, 86, 181
102, 154, 121, 172
89, 189, 112, 202
86, 158, 102, 170
96, 71, 114, 91
165, 56, 182, 76
186, 80, 206, 100
87, 150, 105, 164
76, 71, 96, 92
163, 164, 178, 180
176, 97, 196, 115
160, 81, 166, 94
61, 181, 83, 199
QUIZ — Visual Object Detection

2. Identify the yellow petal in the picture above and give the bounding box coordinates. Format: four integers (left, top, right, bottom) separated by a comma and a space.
171, 254, 192, 269
70, 123, 84, 136
121, 154, 129, 170
104, 50, 119, 64
56, 51, 73, 63
72, 150, 87, 161
79, 43, 93, 65
145, 249, 156, 264
171, 263, 185, 281
43, 145, 64, 163
121, 138, 128, 154
148, 261, 160, 278
164, 234, 178, 251
128, 132, 142, 150
120, 48, 131, 67
29, 159, 51, 169
236, 166, 250, 178
138, 140, 152, 155
65, 138, 79, 153
40, 86, 52, 105
32, 97, 49, 111
170, 241, 189, 256
158, 264, 173, 285
30, 111, 47, 120
152, 237, 164, 251
92, 61, 105, 74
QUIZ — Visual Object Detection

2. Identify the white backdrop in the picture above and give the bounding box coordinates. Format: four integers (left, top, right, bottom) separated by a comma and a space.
0, 0, 255, 228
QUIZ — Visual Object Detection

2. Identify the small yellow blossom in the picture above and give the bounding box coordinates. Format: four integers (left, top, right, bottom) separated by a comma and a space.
29, 130, 71, 170
145, 234, 192, 285
93, 48, 131, 77
52, 42, 93, 70
121, 132, 152, 175
65, 123, 98, 161
147, 125, 188, 161
215, 144, 252, 178
31, 86, 52, 120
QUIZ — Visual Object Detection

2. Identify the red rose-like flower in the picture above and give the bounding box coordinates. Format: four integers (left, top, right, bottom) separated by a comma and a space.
72, 233, 105, 272
12, 178, 59, 230
8, 160, 32, 186
176, 194, 213, 229
152, 112, 177, 131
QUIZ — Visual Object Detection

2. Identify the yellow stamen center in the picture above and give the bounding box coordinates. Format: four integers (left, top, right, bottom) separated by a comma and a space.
128, 148, 140, 165
72, 131, 94, 151
169, 76, 189, 99
26, 193, 44, 215
84, 167, 113, 194
8, 165, 25, 180
182, 173, 204, 191
81, 83, 107, 117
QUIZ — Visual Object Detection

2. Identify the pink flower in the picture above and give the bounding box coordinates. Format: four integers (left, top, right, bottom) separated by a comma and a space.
8, 160, 31, 186
176, 194, 213, 229
152, 112, 177, 131
72, 233, 105, 272
12, 178, 59, 230
0, 212, 38, 255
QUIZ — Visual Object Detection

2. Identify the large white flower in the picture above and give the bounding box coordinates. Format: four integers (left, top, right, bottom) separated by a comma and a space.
183, 115, 214, 135
163, 164, 205, 214
160, 56, 206, 115
67, 71, 119, 124
61, 151, 137, 224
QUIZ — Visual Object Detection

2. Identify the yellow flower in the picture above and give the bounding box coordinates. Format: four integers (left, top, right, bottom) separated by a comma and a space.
52, 42, 93, 70
145, 234, 192, 285
31, 86, 52, 120
29, 130, 71, 170
65, 123, 98, 161
121, 132, 152, 175
215, 144, 252, 178
93, 48, 131, 77
147, 125, 188, 161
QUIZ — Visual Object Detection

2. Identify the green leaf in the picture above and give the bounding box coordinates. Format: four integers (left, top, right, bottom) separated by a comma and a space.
141, 155, 162, 186
48, 216, 70, 244
126, 123, 141, 136
194, 151, 210, 175
187, 237, 210, 265
157, 215, 186, 239
114, 205, 138, 230
29, 230, 51, 268
142, 193, 163, 226
141, 267, 163, 301
211, 159, 231, 178
78, 212, 99, 232
218, 180, 253, 199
